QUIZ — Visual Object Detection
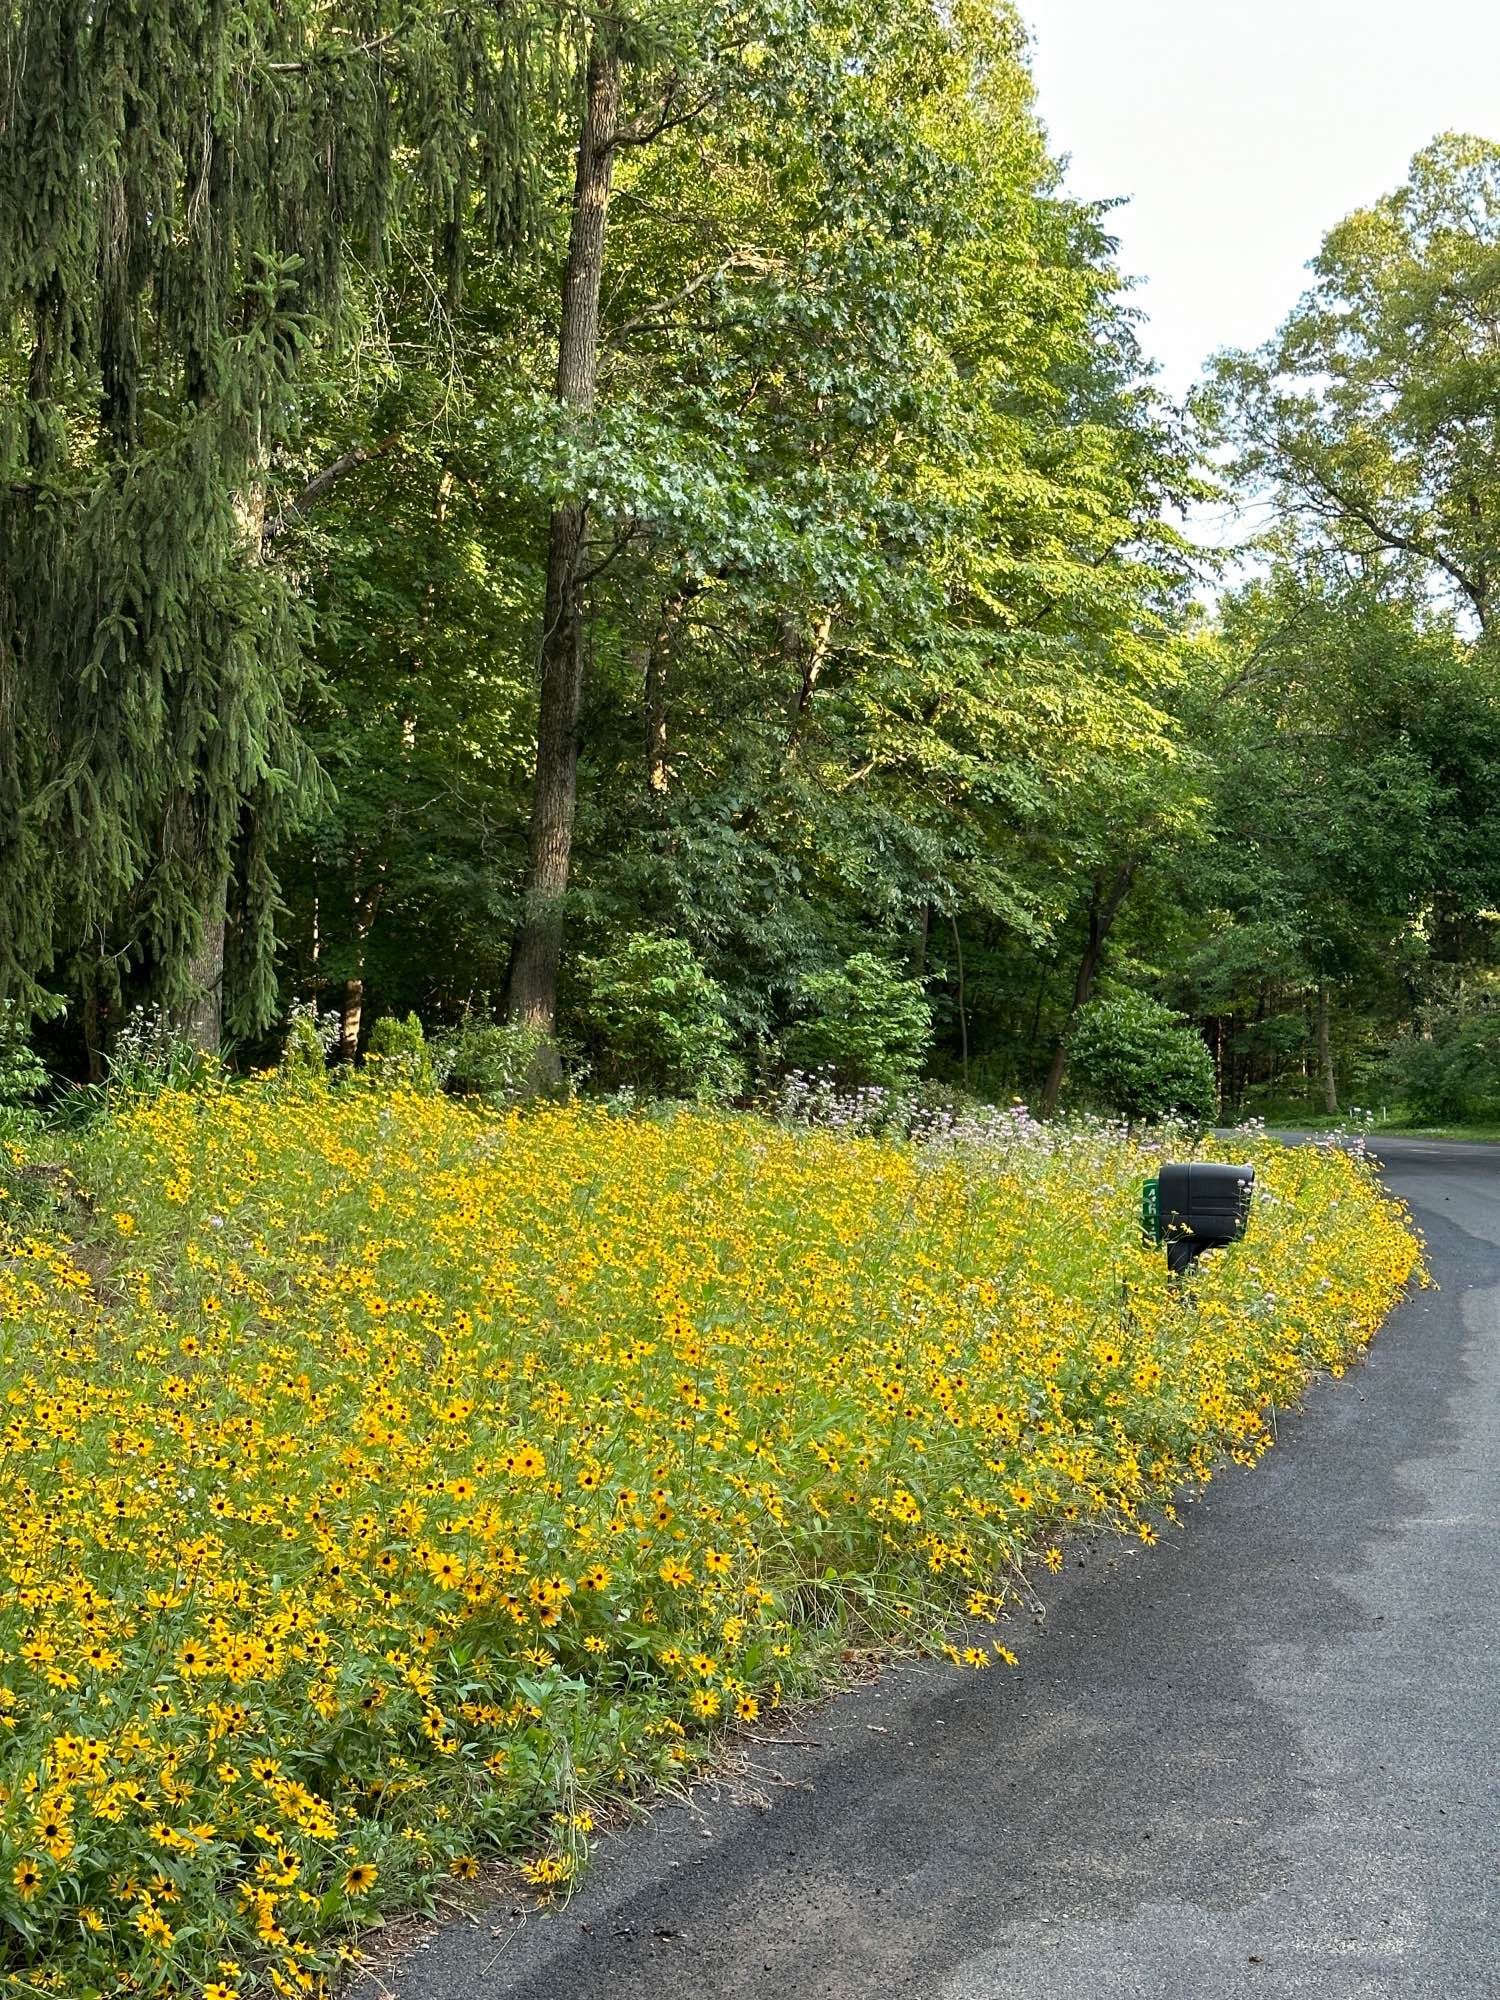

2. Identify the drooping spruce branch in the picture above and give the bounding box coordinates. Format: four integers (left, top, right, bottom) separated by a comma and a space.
0, 0, 556, 1041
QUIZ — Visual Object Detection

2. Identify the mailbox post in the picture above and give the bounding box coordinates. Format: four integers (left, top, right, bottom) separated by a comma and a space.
1141, 1161, 1255, 1273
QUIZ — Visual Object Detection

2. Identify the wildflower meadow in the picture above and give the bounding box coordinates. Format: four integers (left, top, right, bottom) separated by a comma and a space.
0, 1080, 1420, 1996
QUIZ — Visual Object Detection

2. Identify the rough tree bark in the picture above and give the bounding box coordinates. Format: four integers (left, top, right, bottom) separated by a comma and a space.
181, 871, 230, 1054
783, 609, 834, 760
338, 860, 385, 1060
506, 31, 621, 1030
1316, 979, 1339, 1116
913, 900, 932, 979
950, 913, 968, 1088
179, 439, 268, 1054
342, 976, 365, 1061
1039, 860, 1136, 1116
643, 593, 687, 798
80, 944, 113, 1084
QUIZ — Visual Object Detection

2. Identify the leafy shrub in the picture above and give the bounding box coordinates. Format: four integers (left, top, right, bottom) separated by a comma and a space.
365, 1011, 435, 1090
781, 952, 932, 1089
0, 1000, 48, 1134
1387, 1008, 1500, 1124
576, 933, 741, 1102
1068, 992, 1216, 1124
441, 1019, 561, 1106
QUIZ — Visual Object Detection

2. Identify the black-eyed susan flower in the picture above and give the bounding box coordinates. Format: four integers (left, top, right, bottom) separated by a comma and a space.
12, 1857, 43, 1900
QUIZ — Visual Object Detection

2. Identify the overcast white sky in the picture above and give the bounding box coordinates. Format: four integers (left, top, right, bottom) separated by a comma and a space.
1023, 0, 1500, 400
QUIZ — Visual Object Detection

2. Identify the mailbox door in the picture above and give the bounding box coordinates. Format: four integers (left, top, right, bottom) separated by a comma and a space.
1158, 1162, 1254, 1245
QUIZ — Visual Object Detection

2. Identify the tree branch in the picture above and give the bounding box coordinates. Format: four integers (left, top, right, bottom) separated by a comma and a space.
614, 75, 723, 149
576, 516, 642, 588
1286, 449, 1490, 627
262, 435, 399, 549
609, 250, 782, 342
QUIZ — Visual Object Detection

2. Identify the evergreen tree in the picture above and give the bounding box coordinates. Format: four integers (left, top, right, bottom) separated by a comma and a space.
0, 0, 547, 1061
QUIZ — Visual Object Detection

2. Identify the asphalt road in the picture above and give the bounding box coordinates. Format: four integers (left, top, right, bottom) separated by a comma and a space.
367, 1136, 1499, 2000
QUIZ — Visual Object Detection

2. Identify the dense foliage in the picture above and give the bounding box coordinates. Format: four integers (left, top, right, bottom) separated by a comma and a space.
1189, 136, 1500, 1118
1067, 992, 1216, 1125
1388, 1009, 1500, 1127
3, 6, 1500, 1117
0, 1078, 1418, 1987
1, 0, 1203, 1115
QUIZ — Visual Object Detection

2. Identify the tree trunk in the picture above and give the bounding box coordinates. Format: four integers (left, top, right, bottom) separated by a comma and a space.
1025, 961, 1051, 1083
1252, 984, 1267, 1096
783, 609, 834, 759
507, 33, 620, 1030
181, 872, 229, 1054
1039, 861, 1135, 1116
176, 437, 268, 1054
342, 975, 365, 1062
1316, 980, 1339, 1116
950, 913, 969, 1088
338, 862, 384, 1061
310, 879, 322, 1007
643, 596, 682, 798
81, 947, 110, 1084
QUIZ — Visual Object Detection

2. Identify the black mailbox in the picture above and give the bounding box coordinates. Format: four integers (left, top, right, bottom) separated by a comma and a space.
1148, 1161, 1254, 1273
